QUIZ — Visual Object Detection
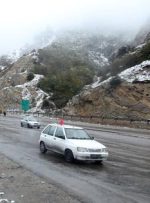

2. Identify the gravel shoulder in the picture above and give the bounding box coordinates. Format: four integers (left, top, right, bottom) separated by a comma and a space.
0, 153, 81, 203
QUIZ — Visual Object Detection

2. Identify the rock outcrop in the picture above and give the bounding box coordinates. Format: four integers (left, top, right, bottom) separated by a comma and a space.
0, 52, 55, 112
64, 61, 150, 120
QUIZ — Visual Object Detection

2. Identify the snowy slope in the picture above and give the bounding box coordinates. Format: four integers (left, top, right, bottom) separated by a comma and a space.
119, 60, 150, 82
91, 60, 150, 89
15, 74, 51, 112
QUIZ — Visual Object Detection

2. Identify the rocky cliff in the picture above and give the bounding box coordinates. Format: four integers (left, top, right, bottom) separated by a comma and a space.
0, 51, 55, 112
0, 29, 150, 117
64, 61, 150, 120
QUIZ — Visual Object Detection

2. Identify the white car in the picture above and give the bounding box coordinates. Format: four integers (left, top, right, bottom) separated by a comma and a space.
39, 123, 108, 163
21, 115, 40, 129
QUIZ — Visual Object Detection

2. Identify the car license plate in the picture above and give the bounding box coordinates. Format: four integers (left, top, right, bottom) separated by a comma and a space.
90, 154, 101, 159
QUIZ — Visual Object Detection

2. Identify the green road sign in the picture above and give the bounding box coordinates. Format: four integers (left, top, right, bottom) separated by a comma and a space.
21, 100, 30, 111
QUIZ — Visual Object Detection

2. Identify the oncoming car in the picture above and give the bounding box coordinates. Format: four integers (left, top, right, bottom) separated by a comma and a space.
39, 123, 108, 163
21, 115, 40, 129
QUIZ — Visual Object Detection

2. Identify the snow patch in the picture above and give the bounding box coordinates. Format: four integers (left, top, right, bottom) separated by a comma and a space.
91, 77, 112, 88
0, 65, 6, 71
15, 73, 47, 110
88, 51, 109, 66
16, 74, 44, 88
22, 87, 31, 100
29, 89, 49, 113
91, 60, 150, 88
119, 60, 150, 82
135, 43, 146, 50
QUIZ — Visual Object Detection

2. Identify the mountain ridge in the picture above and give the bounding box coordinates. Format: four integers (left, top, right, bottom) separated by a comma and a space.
0, 28, 149, 119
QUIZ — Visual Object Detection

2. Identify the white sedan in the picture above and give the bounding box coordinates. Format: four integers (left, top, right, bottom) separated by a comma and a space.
39, 123, 108, 163
21, 115, 40, 129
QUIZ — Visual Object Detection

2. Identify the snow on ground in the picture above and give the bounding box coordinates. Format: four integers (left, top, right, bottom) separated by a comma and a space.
14, 74, 47, 112
15, 73, 44, 102
22, 87, 31, 100
91, 77, 112, 88
29, 89, 49, 113
91, 60, 150, 89
16, 74, 44, 88
119, 60, 150, 82
0, 65, 6, 71
91, 77, 101, 88
88, 51, 109, 67
135, 43, 146, 50
18, 70, 27, 75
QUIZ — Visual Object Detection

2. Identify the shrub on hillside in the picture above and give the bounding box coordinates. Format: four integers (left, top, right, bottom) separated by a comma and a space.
109, 76, 122, 89
27, 72, 34, 81
140, 42, 150, 60
101, 42, 150, 79
38, 66, 94, 108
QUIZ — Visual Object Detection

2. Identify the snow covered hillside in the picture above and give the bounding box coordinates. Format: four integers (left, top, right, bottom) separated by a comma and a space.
91, 60, 150, 89
65, 60, 150, 119
119, 60, 150, 82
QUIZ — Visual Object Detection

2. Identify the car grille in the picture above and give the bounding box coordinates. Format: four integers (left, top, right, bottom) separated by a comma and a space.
90, 154, 102, 159
88, 148, 101, 152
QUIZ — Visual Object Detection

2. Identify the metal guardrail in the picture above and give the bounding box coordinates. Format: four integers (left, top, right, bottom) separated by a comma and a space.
5, 111, 150, 127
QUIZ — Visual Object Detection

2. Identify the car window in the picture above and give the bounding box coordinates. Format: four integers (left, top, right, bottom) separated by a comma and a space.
26, 116, 37, 121
65, 128, 91, 139
55, 127, 65, 139
43, 125, 56, 136
28, 118, 37, 121
43, 126, 50, 134
49, 126, 56, 136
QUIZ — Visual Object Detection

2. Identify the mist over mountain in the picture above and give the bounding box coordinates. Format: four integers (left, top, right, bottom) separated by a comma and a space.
134, 18, 150, 46
0, 12, 150, 119
0, 0, 150, 56
0, 27, 135, 63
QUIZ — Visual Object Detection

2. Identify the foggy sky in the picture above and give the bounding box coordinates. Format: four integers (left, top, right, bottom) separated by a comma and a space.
0, 0, 150, 55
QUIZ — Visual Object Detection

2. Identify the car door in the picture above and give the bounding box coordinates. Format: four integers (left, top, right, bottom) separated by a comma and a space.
42, 125, 56, 150
53, 126, 66, 154
23, 117, 28, 127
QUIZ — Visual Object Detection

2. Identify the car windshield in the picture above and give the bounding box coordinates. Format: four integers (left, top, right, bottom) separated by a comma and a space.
27, 116, 37, 121
65, 128, 91, 139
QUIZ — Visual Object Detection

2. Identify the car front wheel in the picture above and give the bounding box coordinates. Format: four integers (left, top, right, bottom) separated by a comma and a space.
40, 142, 47, 154
21, 123, 23, 127
64, 149, 74, 163
94, 160, 103, 165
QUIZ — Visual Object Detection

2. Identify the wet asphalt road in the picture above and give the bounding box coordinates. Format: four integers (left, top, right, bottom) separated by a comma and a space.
0, 115, 150, 203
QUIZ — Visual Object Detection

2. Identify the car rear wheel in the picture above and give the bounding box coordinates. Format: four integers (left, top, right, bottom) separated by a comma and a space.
40, 142, 47, 154
65, 149, 74, 163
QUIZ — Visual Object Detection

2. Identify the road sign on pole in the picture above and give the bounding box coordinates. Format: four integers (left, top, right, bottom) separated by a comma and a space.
21, 100, 30, 111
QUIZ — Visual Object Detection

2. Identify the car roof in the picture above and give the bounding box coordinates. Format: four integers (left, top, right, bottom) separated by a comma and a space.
47, 123, 83, 129
23, 115, 34, 118
22, 115, 36, 119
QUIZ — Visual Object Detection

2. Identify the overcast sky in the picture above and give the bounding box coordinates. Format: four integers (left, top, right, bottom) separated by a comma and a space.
0, 0, 150, 55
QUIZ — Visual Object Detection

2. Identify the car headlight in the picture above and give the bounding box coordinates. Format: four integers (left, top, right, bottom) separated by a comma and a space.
77, 147, 89, 152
